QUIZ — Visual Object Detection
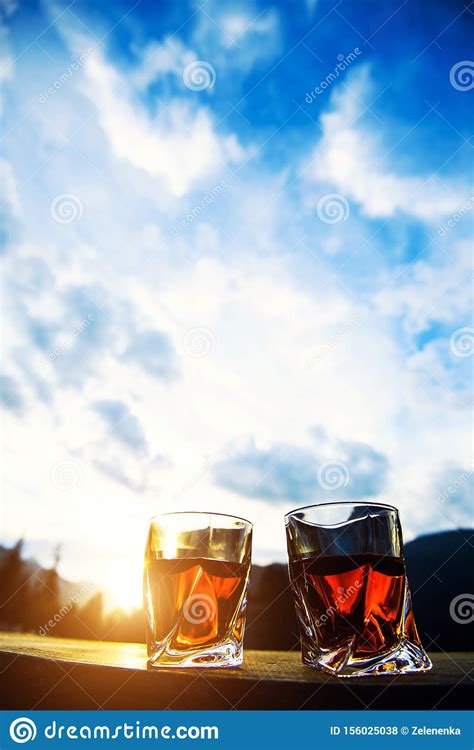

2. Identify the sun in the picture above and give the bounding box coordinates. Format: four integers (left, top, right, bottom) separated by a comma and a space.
101, 560, 143, 612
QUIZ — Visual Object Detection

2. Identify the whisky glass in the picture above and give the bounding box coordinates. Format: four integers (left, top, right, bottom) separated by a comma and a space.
285, 502, 431, 677
144, 512, 252, 668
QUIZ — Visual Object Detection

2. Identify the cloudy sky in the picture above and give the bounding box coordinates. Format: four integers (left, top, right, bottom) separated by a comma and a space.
1, 0, 472, 608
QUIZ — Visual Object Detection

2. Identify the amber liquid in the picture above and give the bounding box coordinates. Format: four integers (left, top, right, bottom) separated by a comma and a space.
289, 553, 414, 658
144, 557, 249, 654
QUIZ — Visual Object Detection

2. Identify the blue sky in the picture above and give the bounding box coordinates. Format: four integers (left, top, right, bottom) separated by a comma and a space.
1, 0, 472, 607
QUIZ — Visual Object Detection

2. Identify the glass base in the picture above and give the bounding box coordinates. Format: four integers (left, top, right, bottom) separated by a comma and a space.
147, 639, 243, 669
303, 639, 432, 678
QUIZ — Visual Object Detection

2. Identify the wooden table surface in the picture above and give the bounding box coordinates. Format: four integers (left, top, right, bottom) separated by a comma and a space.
0, 632, 472, 710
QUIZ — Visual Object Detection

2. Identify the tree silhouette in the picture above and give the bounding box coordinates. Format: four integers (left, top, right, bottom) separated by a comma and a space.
27, 545, 61, 633
77, 592, 105, 639
0, 539, 30, 629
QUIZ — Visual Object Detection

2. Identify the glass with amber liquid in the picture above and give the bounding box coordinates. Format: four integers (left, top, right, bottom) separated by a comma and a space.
286, 502, 432, 677
144, 512, 252, 668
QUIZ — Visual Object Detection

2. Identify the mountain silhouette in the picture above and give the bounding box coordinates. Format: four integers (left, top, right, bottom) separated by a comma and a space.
404, 528, 473, 652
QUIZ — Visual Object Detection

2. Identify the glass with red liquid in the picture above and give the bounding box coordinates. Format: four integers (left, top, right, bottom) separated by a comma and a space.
285, 502, 431, 677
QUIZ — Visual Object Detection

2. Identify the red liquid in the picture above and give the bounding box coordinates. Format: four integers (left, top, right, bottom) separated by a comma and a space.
289, 553, 418, 658
144, 557, 249, 654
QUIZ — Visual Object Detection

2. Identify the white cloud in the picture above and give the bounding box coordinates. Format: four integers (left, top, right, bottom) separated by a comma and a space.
220, 9, 279, 47
0, 47, 13, 83
192, 2, 281, 73
375, 240, 472, 335
0, 157, 20, 216
77, 46, 246, 197
131, 37, 194, 90
304, 66, 466, 221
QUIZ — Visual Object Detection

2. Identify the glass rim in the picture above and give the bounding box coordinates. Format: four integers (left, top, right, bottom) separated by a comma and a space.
285, 500, 399, 519
149, 510, 253, 528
